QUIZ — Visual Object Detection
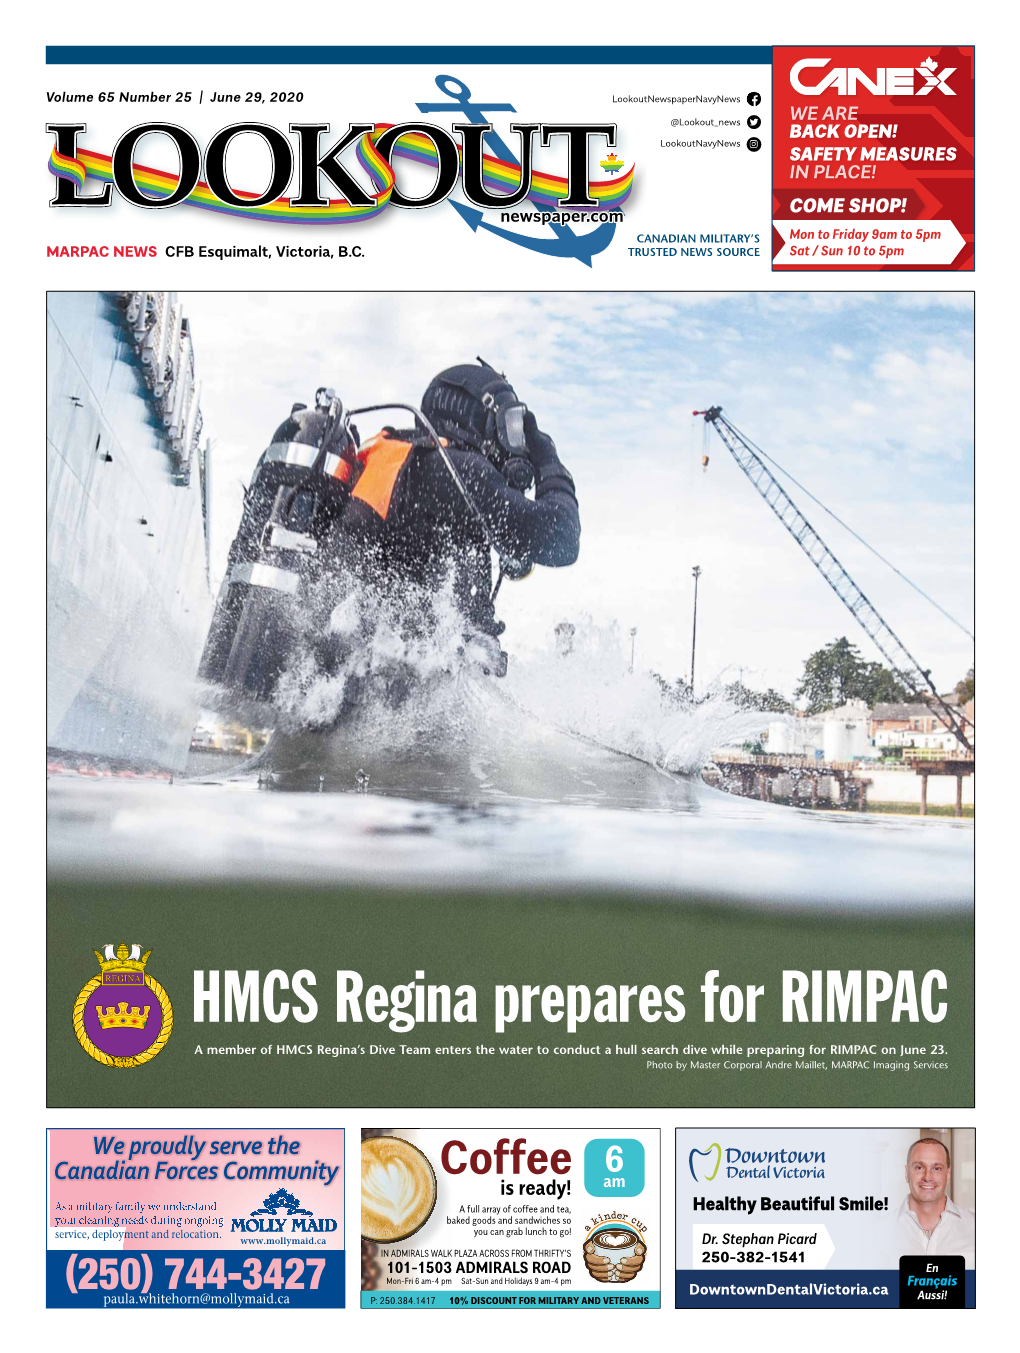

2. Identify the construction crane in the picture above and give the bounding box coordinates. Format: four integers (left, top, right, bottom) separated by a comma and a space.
692, 405, 973, 753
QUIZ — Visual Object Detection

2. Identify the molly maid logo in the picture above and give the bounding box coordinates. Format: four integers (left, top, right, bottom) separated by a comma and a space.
232, 1189, 338, 1233
689, 1144, 722, 1182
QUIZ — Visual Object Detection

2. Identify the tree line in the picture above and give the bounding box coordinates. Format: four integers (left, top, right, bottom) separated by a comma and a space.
655, 637, 974, 716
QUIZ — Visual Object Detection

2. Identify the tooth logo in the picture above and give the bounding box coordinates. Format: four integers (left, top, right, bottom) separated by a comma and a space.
689, 1143, 722, 1182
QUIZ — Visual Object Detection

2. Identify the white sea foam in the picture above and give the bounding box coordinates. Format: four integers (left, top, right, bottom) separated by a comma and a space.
504, 615, 770, 775
273, 572, 476, 739
255, 595, 770, 783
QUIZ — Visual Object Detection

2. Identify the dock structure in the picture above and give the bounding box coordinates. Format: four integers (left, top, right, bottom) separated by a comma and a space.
909, 757, 975, 817
710, 751, 975, 817
711, 752, 871, 810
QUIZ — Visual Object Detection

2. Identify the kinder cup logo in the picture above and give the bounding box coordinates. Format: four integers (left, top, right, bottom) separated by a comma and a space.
581, 1221, 649, 1283
688, 1143, 722, 1182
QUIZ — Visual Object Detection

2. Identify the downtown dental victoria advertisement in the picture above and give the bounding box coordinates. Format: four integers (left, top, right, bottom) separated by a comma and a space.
20, 9, 1006, 1346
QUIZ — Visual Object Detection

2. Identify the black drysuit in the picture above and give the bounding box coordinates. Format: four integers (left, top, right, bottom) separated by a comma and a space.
333, 430, 580, 639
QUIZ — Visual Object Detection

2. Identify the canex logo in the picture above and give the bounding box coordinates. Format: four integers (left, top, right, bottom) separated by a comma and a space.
790, 56, 955, 96
688, 1144, 722, 1182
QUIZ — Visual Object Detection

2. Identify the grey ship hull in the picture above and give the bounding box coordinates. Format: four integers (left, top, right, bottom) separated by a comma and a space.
47, 292, 211, 772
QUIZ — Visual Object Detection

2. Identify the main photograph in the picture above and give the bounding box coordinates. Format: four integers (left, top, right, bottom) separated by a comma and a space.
46, 290, 974, 1108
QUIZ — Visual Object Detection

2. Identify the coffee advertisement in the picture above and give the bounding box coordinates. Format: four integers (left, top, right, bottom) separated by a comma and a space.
360, 1128, 660, 1308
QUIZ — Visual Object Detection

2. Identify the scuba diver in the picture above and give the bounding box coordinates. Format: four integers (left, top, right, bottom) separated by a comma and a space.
199, 361, 579, 706
329, 359, 580, 659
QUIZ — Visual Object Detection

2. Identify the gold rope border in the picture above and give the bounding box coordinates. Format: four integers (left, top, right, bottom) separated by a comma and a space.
73, 974, 173, 1068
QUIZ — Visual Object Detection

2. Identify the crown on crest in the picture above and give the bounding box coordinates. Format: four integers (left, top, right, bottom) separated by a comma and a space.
94, 942, 151, 976
95, 1000, 151, 1030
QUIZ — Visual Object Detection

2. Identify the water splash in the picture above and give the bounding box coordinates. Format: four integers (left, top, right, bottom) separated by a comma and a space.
503, 616, 771, 775
203, 588, 769, 785
272, 571, 491, 749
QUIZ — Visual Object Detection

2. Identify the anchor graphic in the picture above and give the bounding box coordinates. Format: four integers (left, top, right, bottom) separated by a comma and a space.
416, 75, 617, 267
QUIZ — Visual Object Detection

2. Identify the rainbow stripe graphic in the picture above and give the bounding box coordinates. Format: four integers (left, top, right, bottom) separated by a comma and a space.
47, 125, 635, 224
48, 145, 87, 190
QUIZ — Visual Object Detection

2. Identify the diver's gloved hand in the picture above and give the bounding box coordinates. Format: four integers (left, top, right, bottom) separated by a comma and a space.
524, 411, 575, 498
523, 410, 558, 468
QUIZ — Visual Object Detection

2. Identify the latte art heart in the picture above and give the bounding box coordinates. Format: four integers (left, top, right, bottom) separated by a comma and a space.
362, 1160, 419, 1227
361, 1136, 437, 1243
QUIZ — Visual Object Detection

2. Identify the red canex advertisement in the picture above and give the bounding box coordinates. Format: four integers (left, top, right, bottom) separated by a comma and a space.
772, 45, 974, 270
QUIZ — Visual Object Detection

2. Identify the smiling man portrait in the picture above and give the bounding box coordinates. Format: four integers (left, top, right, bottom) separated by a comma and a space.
893, 1136, 975, 1268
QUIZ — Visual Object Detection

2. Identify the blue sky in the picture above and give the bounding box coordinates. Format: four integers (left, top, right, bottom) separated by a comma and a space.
183, 291, 974, 698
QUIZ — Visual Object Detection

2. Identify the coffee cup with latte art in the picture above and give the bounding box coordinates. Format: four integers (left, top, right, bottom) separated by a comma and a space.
361, 1136, 438, 1243
582, 1224, 647, 1283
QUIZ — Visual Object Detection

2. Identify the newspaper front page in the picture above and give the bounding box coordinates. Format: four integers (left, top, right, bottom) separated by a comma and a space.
18, 8, 1001, 1342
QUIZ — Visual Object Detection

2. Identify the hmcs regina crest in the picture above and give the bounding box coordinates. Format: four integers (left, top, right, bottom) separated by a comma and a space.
73, 943, 173, 1067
